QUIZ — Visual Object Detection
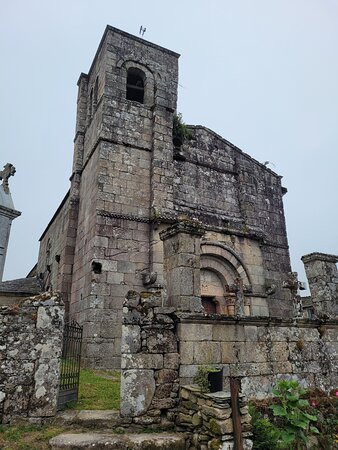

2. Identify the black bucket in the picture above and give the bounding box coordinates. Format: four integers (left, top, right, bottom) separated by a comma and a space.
208, 368, 223, 393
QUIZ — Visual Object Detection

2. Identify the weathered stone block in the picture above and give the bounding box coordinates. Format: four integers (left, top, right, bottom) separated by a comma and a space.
180, 341, 194, 364
156, 369, 178, 384
179, 364, 199, 378
121, 354, 163, 370
147, 330, 177, 353
164, 353, 179, 369
213, 324, 245, 342
120, 369, 155, 417
221, 342, 238, 364
208, 417, 233, 435
178, 323, 213, 341
121, 325, 141, 353
193, 341, 221, 364
202, 405, 231, 420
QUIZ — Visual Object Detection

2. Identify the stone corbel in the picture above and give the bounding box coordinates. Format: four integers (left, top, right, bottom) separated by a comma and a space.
142, 271, 157, 287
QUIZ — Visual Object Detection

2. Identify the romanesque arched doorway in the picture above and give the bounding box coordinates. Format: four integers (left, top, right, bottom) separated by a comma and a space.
200, 241, 252, 316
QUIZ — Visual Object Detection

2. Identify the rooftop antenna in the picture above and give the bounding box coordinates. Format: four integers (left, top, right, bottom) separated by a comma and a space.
139, 26, 146, 37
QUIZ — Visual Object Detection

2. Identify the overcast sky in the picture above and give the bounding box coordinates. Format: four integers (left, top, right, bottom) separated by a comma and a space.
1, 0, 337, 291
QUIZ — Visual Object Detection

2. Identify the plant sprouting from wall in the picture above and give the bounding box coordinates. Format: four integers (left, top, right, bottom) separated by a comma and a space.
193, 366, 221, 393
173, 113, 192, 146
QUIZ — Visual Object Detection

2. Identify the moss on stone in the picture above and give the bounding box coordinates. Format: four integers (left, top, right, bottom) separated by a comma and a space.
209, 437, 222, 450
208, 418, 222, 435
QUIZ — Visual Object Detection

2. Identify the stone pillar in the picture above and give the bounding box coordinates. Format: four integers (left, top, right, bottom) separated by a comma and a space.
0, 164, 21, 281
120, 290, 179, 425
301, 252, 338, 318
160, 220, 204, 312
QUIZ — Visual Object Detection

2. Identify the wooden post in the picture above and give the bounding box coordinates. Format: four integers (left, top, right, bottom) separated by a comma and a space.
230, 377, 243, 450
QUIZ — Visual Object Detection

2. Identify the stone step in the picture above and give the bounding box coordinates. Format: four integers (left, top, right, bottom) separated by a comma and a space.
49, 432, 187, 449
55, 410, 126, 428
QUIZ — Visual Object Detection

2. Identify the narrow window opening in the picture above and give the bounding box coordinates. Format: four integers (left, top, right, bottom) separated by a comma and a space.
93, 77, 98, 111
89, 88, 93, 118
55, 255, 60, 263
92, 261, 102, 274
126, 68, 145, 103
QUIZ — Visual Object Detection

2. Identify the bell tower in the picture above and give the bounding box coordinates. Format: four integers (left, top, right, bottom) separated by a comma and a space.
68, 27, 180, 367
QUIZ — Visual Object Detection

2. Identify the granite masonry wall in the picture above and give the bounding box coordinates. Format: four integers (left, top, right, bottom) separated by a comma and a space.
120, 290, 179, 427
0, 293, 64, 423
178, 316, 338, 398
174, 126, 292, 318
120, 295, 337, 442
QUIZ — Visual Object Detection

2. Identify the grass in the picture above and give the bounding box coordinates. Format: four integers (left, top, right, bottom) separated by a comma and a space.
66, 368, 121, 410
0, 424, 69, 450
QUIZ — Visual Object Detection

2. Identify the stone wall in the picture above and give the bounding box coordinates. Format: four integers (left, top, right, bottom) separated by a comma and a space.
178, 386, 252, 450
302, 252, 338, 319
0, 293, 64, 423
178, 316, 338, 398
120, 290, 179, 426
174, 126, 292, 317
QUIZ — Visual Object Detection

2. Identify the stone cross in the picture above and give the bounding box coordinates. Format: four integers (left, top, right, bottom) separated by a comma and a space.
0, 163, 16, 194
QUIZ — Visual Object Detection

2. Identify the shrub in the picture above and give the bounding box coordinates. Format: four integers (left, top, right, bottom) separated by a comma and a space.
173, 113, 192, 145
270, 380, 319, 448
250, 380, 323, 449
249, 404, 280, 449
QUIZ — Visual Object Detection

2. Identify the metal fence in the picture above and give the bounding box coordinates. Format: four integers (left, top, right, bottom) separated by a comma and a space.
57, 320, 83, 409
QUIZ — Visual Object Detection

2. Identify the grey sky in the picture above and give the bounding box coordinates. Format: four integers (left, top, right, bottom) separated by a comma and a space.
1, 0, 337, 291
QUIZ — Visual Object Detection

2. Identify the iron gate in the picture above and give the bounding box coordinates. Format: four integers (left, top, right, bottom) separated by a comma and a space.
57, 320, 83, 409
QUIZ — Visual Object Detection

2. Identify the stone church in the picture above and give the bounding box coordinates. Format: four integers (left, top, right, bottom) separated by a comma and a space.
36, 26, 293, 369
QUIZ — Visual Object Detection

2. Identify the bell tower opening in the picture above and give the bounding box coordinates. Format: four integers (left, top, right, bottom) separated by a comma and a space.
126, 68, 145, 103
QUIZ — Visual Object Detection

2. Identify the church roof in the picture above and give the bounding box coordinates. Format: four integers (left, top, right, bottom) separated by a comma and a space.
0, 276, 43, 295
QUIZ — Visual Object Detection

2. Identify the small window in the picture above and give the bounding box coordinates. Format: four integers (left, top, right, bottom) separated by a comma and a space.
92, 261, 102, 274
126, 68, 145, 104
202, 296, 217, 314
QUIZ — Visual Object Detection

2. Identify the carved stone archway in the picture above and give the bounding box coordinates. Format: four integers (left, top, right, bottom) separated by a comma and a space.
200, 241, 252, 316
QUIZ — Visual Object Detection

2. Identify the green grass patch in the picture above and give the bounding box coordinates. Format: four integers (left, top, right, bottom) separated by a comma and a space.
0, 424, 68, 450
66, 368, 120, 410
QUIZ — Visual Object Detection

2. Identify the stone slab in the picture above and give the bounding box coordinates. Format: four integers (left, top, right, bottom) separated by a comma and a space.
50, 432, 187, 449
56, 410, 124, 428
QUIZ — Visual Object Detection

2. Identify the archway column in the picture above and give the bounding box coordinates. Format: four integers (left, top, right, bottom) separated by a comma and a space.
160, 221, 204, 312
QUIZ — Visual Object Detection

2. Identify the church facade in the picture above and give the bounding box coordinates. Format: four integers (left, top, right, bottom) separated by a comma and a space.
37, 26, 293, 368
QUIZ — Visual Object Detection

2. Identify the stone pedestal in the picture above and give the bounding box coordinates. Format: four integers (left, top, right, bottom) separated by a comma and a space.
160, 221, 204, 312
301, 252, 338, 318
0, 181, 21, 281
178, 385, 253, 450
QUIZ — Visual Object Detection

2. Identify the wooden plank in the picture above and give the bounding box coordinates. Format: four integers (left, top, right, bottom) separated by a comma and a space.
230, 377, 244, 450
